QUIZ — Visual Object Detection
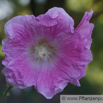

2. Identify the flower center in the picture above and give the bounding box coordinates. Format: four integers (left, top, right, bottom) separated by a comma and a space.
35, 45, 51, 59
38, 46, 47, 58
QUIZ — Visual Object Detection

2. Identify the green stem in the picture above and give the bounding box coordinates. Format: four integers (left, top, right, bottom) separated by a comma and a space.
2, 84, 13, 103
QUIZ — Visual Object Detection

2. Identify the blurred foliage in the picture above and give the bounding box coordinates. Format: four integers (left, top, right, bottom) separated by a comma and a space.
0, 0, 103, 103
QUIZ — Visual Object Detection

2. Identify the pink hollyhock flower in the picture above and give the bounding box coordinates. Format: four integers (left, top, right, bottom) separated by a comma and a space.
2, 7, 94, 99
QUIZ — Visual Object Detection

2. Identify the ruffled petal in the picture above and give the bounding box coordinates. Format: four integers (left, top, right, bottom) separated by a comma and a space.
75, 9, 94, 39
47, 29, 92, 86
35, 66, 69, 99
3, 56, 39, 88
2, 38, 26, 66
46, 7, 74, 33
35, 7, 74, 35
2, 15, 37, 66
35, 52, 83, 99
4, 15, 36, 41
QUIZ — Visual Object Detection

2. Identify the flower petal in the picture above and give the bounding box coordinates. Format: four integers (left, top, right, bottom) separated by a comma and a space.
35, 67, 69, 99
2, 15, 37, 66
2, 38, 26, 66
48, 30, 92, 85
35, 55, 82, 99
4, 15, 35, 40
36, 7, 74, 34
75, 9, 94, 39
3, 56, 39, 88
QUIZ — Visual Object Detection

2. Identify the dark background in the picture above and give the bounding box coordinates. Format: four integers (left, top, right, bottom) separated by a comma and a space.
0, 0, 103, 103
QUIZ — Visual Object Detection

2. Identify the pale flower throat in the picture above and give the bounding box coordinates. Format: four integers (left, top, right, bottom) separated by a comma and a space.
35, 45, 51, 59
38, 46, 47, 58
